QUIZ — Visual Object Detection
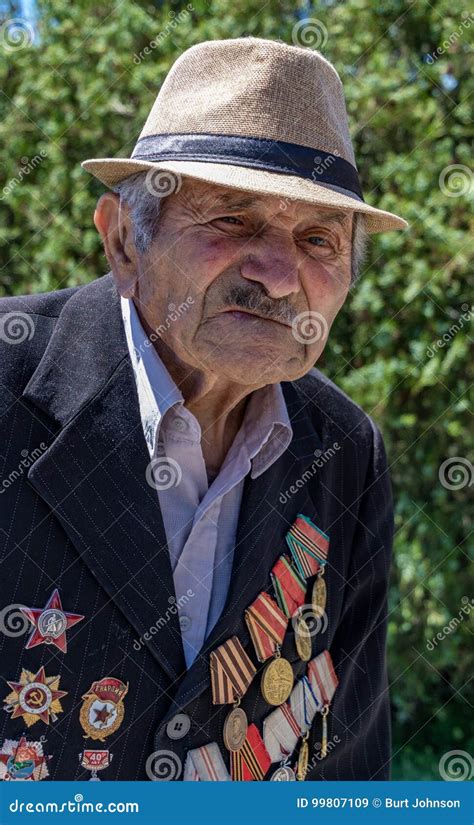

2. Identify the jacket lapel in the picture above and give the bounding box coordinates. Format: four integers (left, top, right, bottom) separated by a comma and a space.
166, 380, 324, 715
22, 273, 186, 682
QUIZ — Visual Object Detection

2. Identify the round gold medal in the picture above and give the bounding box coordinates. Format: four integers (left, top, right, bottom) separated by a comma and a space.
261, 657, 294, 706
312, 575, 327, 616
294, 616, 312, 662
223, 706, 248, 752
296, 738, 309, 781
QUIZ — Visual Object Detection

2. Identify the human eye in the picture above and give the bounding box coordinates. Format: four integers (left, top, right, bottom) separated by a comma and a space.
306, 235, 330, 247
213, 215, 244, 225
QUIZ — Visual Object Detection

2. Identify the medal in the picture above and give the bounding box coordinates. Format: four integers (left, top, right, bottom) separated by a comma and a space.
79, 677, 128, 742
245, 592, 293, 706
230, 723, 271, 781
223, 706, 248, 752
270, 556, 306, 618
183, 743, 231, 781
20, 589, 84, 653
307, 650, 339, 760
263, 702, 300, 763
321, 706, 329, 758
296, 733, 309, 780
261, 656, 294, 706
79, 749, 113, 780
312, 572, 327, 617
270, 764, 296, 781
294, 612, 312, 662
4, 667, 67, 726
307, 650, 339, 706
0, 735, 51, 781
245, 592, 288, 662
209, 636, 256, 751
286, 514, 329, 579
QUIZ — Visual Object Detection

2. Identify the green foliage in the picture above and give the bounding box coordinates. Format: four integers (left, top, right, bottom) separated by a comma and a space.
0, 0, 472, 779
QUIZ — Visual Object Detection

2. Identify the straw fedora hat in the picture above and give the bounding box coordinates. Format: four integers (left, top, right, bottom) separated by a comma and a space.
82, 37, 408, 234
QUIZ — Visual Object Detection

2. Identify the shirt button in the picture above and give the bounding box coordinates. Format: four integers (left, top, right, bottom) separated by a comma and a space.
179, 615, 191, 632
166, 713, 191, 740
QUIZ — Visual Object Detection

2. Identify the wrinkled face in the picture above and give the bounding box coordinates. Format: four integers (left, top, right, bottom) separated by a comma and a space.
133, 178, 353, 385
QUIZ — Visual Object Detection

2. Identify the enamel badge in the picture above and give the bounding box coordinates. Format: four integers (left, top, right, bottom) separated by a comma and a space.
79, 749, 113, 780
79, 677, 128, 742
3, 666, 67, 726
20, 588, 84, 653
0, 736, 51, 780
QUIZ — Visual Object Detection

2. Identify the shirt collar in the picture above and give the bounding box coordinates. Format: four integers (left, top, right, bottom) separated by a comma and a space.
121, 296, 292, 477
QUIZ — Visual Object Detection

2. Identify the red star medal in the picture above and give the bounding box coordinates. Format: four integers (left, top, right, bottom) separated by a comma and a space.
20, 589, 84, 653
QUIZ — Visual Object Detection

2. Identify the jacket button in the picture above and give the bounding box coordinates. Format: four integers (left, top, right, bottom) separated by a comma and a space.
166, 713, 191, 740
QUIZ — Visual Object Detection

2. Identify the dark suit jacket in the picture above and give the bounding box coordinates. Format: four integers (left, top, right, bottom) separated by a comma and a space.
0, 272, 394, 781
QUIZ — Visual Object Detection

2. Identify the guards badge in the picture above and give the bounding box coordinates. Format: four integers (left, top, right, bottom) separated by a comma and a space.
79, 677, 128, 742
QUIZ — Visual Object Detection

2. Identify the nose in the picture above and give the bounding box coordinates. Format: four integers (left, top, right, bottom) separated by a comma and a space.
239, 232, 301, 299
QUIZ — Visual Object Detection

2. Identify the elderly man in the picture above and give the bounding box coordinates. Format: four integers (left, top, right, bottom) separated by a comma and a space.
0, 38, 407, 782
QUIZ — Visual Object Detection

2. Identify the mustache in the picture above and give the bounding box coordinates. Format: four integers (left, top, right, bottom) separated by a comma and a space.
222, 284, 297, 325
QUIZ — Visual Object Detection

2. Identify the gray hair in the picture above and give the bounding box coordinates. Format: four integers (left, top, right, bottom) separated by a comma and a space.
112, 171, 369, 287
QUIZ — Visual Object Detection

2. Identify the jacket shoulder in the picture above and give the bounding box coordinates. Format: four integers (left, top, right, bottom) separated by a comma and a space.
0, 282, 81, 318
0, 283, 83, 400
290, 366, 381, 447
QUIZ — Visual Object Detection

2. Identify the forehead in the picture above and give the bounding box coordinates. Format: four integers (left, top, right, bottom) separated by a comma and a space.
175, 177, 352, 228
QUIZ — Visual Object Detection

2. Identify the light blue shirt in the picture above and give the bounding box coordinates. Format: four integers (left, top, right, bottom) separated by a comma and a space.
121, 296, 293, 667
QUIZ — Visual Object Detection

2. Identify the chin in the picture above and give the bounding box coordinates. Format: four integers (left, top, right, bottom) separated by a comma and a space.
208, 351, 305, 385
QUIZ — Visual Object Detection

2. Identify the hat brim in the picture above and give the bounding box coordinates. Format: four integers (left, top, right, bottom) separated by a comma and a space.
81, 157, 408, 234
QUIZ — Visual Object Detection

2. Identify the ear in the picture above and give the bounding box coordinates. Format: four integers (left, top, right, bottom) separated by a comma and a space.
94, 192, 139, 298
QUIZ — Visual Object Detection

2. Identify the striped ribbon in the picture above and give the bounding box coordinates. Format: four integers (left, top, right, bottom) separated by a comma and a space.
209, 636, 256, 705
285, 514, 329, 578
183, 742, 231, 781
231, 723, 271, 781
270, 555, 307, 618
289, 675, 321, 734
244, 592, 288, 662
262, 701, 300, 763
307, 650, 339, 706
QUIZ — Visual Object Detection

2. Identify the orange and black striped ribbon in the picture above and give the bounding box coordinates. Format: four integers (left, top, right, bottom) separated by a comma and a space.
285, 514, 329, 578
209, 636, 257, 705
244, 592, 288, 663
231, 723, 271, 781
